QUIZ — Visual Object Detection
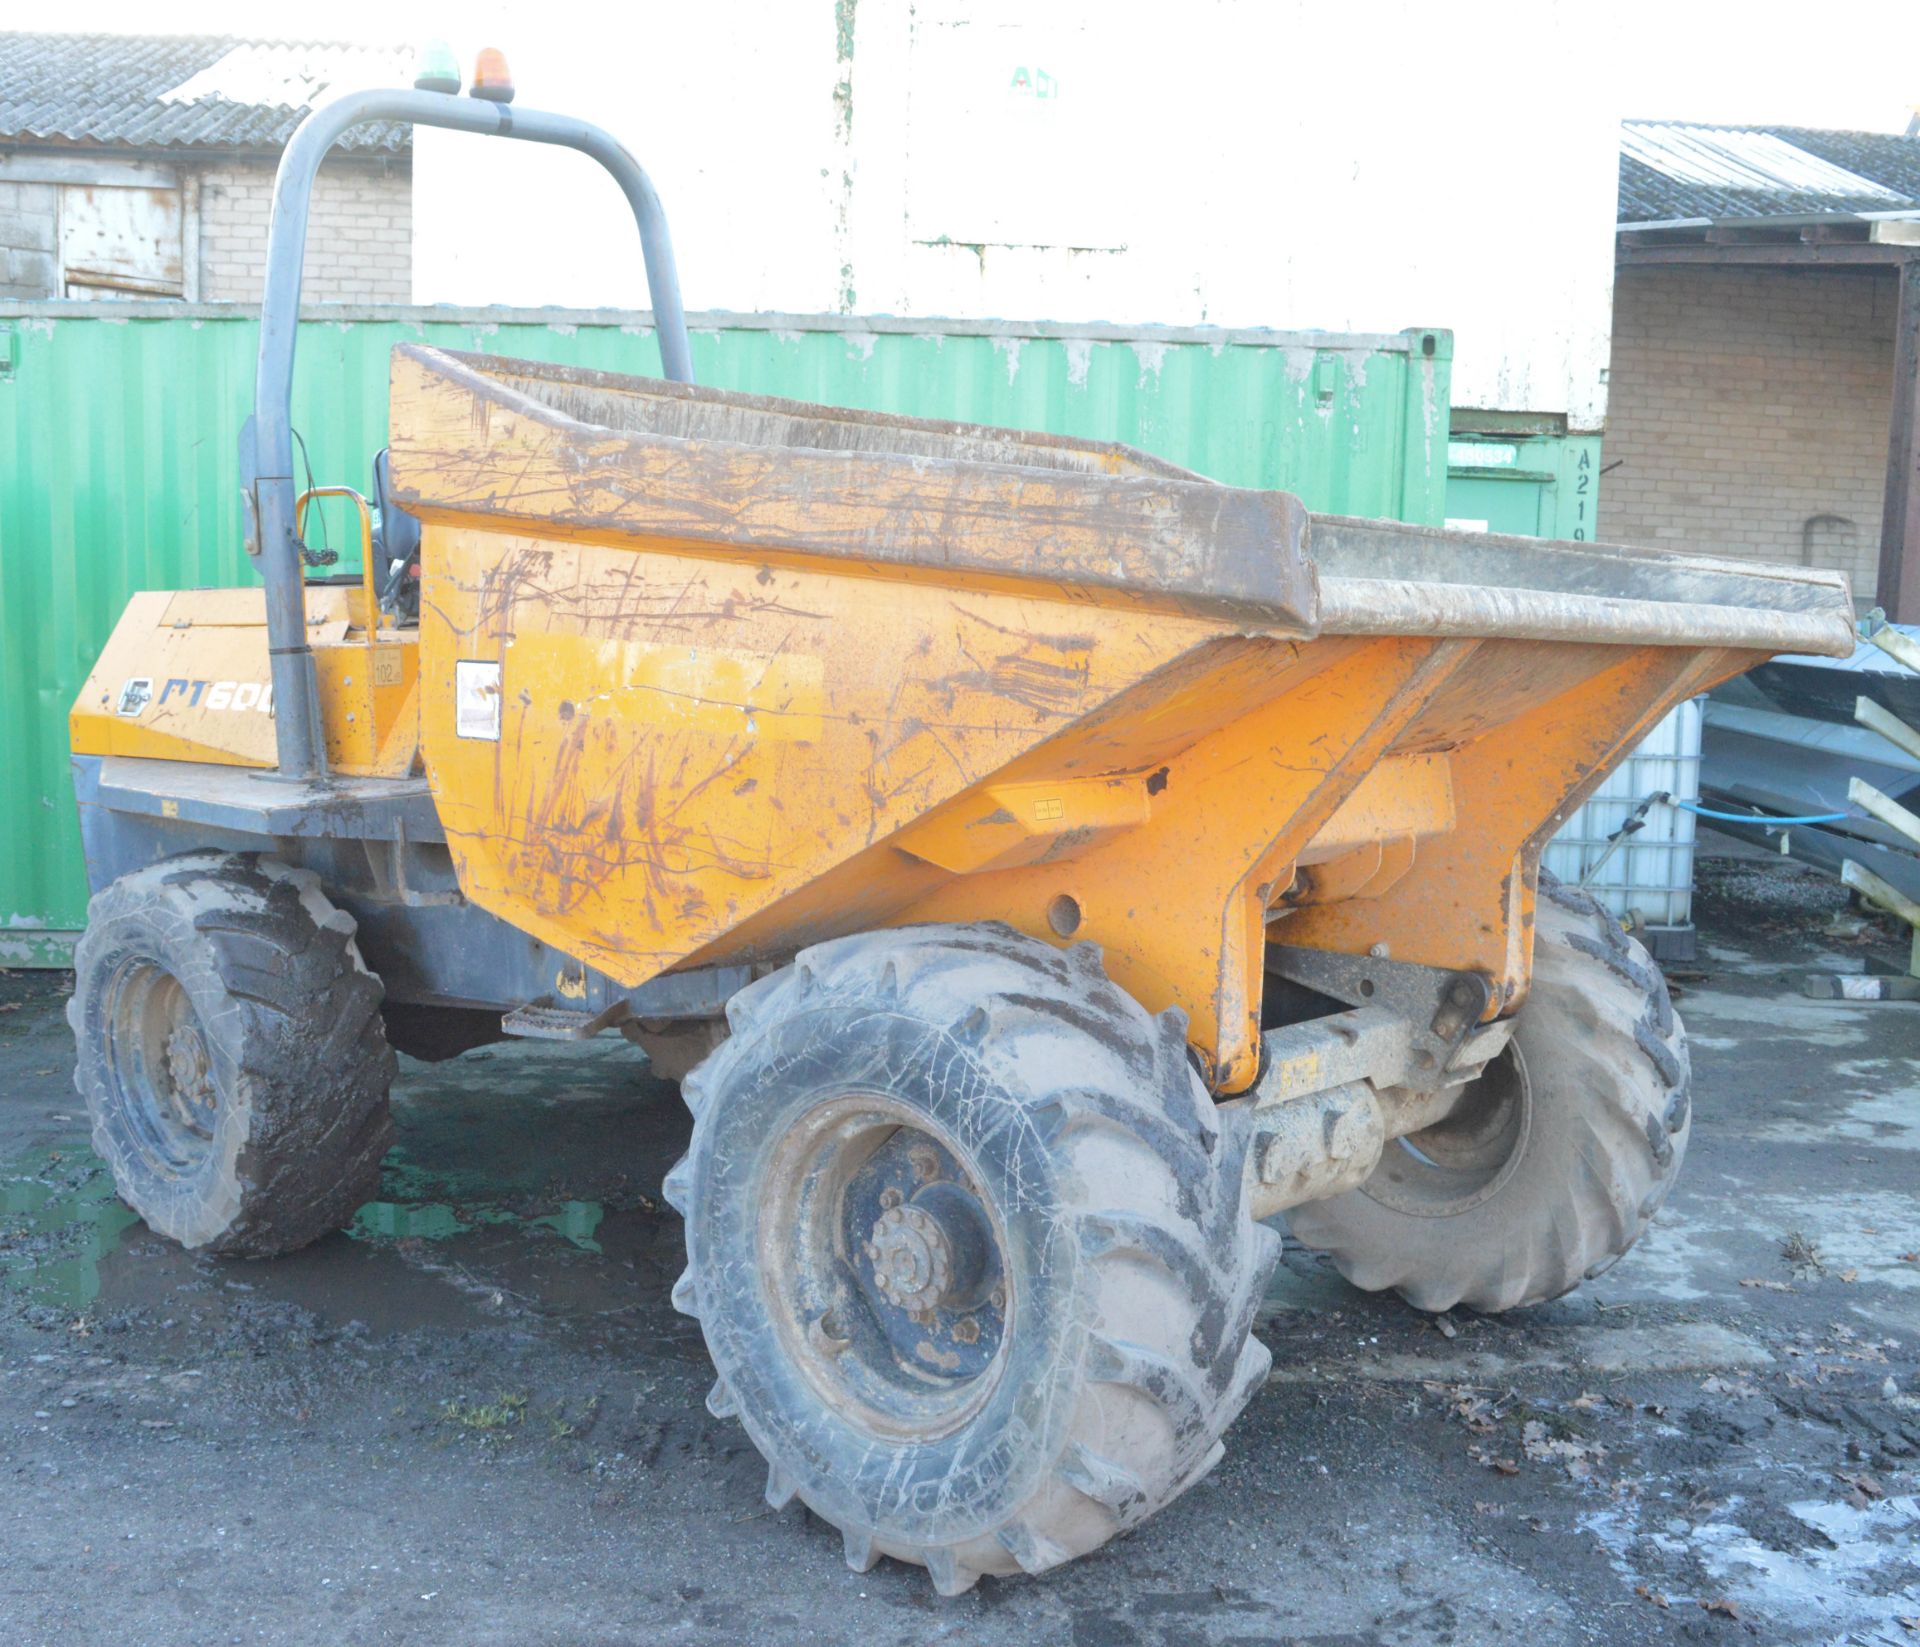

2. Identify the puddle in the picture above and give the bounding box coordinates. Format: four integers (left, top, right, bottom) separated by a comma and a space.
0, 1165, 142, 1311
2, 1142, 614, 1316
346, 1152, 607, 1252
349, 1193, 604, 1252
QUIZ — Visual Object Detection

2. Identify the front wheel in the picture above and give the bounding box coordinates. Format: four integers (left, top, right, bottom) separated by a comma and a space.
1288, 874, 1691, 1313
68, 852, 395, 1256
664, 923, 1279, 1594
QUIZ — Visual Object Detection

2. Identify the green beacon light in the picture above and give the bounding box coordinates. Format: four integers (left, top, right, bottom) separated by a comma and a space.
413, 40, 461, 95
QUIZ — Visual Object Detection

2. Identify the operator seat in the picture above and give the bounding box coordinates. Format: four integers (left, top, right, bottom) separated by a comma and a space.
372, 447, 423, 622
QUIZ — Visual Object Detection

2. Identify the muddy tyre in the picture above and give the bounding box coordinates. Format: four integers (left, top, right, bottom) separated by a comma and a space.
664, 922, 1279, 1594
1288, 874, 1690, 1313
68, 852, 395, 1256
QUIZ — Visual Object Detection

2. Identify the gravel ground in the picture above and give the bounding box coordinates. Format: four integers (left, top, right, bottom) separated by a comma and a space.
2, 846, 1917, 1646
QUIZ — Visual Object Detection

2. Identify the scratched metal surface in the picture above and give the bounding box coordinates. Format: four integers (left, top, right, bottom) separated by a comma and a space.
389, 346, 1838, 1084
0, 305, 1450, 940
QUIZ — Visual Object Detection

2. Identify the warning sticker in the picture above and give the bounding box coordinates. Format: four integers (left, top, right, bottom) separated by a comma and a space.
455, 660, 502, 741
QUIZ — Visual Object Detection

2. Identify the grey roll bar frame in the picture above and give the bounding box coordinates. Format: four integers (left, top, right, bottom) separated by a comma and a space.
248, 86, 694, 781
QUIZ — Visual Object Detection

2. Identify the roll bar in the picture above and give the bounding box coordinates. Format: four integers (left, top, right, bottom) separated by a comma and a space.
248, 87, 694, 780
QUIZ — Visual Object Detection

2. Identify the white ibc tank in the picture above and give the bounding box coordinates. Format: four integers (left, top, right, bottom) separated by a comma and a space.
1542, 699, 1703, 958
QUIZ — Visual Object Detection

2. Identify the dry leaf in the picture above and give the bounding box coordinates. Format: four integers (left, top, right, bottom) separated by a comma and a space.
1702, 1598, 1741, 1620
1838, 1268, 1860, 1283
1520, 1419, 1606, 1478
1448, 1388, 1500, 1434
1635, 1584, 1670, 1608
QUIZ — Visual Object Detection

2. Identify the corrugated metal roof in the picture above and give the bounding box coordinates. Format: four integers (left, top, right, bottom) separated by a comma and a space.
0, 32, 412, 154
1620, 120, 1920, 225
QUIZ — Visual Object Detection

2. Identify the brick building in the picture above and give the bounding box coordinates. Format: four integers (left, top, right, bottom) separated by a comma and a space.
1604, 121, 1920, 616
0, 33, 411, 303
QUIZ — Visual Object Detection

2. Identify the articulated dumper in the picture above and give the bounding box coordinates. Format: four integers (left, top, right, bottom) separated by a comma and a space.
65, 83, 1856, 1593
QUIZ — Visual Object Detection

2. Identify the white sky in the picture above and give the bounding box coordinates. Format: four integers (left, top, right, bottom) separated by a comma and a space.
60, 0, 1920, 135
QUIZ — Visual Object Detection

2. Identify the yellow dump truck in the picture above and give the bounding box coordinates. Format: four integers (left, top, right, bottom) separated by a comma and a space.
65, 83, 1855, 1594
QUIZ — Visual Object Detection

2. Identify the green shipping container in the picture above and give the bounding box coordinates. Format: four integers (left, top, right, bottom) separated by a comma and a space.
0, 304, 1451, 955
1446, 430, 1603, 543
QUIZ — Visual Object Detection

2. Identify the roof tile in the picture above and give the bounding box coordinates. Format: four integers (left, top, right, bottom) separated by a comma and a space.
1620, 119, 1920, 225
0, 32, 412, 153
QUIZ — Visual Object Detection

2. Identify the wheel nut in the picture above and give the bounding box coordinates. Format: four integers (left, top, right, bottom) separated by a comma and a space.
867, 1203, 953, 1311
164, 1023, 214, 1109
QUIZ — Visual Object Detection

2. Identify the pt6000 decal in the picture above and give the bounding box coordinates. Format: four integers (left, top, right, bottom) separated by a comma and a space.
120, 678, 276, 716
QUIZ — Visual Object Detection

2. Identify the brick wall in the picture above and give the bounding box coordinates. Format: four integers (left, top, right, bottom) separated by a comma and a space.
1604, 265, 1899, 603
0, 179, 58, 297
0, 157, 408, 302
197, 158, 410, 303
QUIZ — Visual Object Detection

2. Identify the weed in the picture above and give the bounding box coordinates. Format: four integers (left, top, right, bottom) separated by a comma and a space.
441, 1392, 528, 1434
1780, 1231, 1824, 1276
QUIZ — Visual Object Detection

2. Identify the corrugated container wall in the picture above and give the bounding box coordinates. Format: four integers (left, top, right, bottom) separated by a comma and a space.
0, 305, 1451, 954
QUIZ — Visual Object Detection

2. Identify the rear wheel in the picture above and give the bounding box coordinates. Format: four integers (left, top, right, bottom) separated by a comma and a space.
665, 922, 1279, 1593
1288, 873, 1691, 1312
69, 852, 395, 1255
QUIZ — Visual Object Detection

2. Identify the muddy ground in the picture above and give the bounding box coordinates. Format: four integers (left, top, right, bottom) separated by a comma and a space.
3, 845, 1918, 1646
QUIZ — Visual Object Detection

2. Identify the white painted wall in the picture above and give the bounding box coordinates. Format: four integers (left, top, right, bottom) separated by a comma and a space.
413, 0, 1622, 428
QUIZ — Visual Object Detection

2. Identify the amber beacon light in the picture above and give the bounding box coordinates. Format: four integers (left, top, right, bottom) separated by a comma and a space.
470, 48, 515, 103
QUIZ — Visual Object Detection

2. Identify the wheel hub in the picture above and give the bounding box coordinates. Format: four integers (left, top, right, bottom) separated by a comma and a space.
165, 1022, 214, 1116
1366, 1039, 1531, 1216
867, 1203, 952, 1310
864, 1177, 995, 1316
105, 958, 222, 1176
761, 1099, 1010, 1433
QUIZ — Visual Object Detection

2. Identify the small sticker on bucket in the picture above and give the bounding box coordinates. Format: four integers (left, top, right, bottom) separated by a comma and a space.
455, 660, 501, 741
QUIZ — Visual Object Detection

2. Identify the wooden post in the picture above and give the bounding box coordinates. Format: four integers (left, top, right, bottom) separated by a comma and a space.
1877, 257, 1920, 619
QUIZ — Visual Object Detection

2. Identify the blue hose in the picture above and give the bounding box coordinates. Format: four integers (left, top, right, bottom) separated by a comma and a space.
1578, 791, 1852, 890
1673, 798, 1849, 826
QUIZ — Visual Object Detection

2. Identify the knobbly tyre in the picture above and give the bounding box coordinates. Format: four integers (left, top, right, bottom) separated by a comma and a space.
64, 69, 1855, 1595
